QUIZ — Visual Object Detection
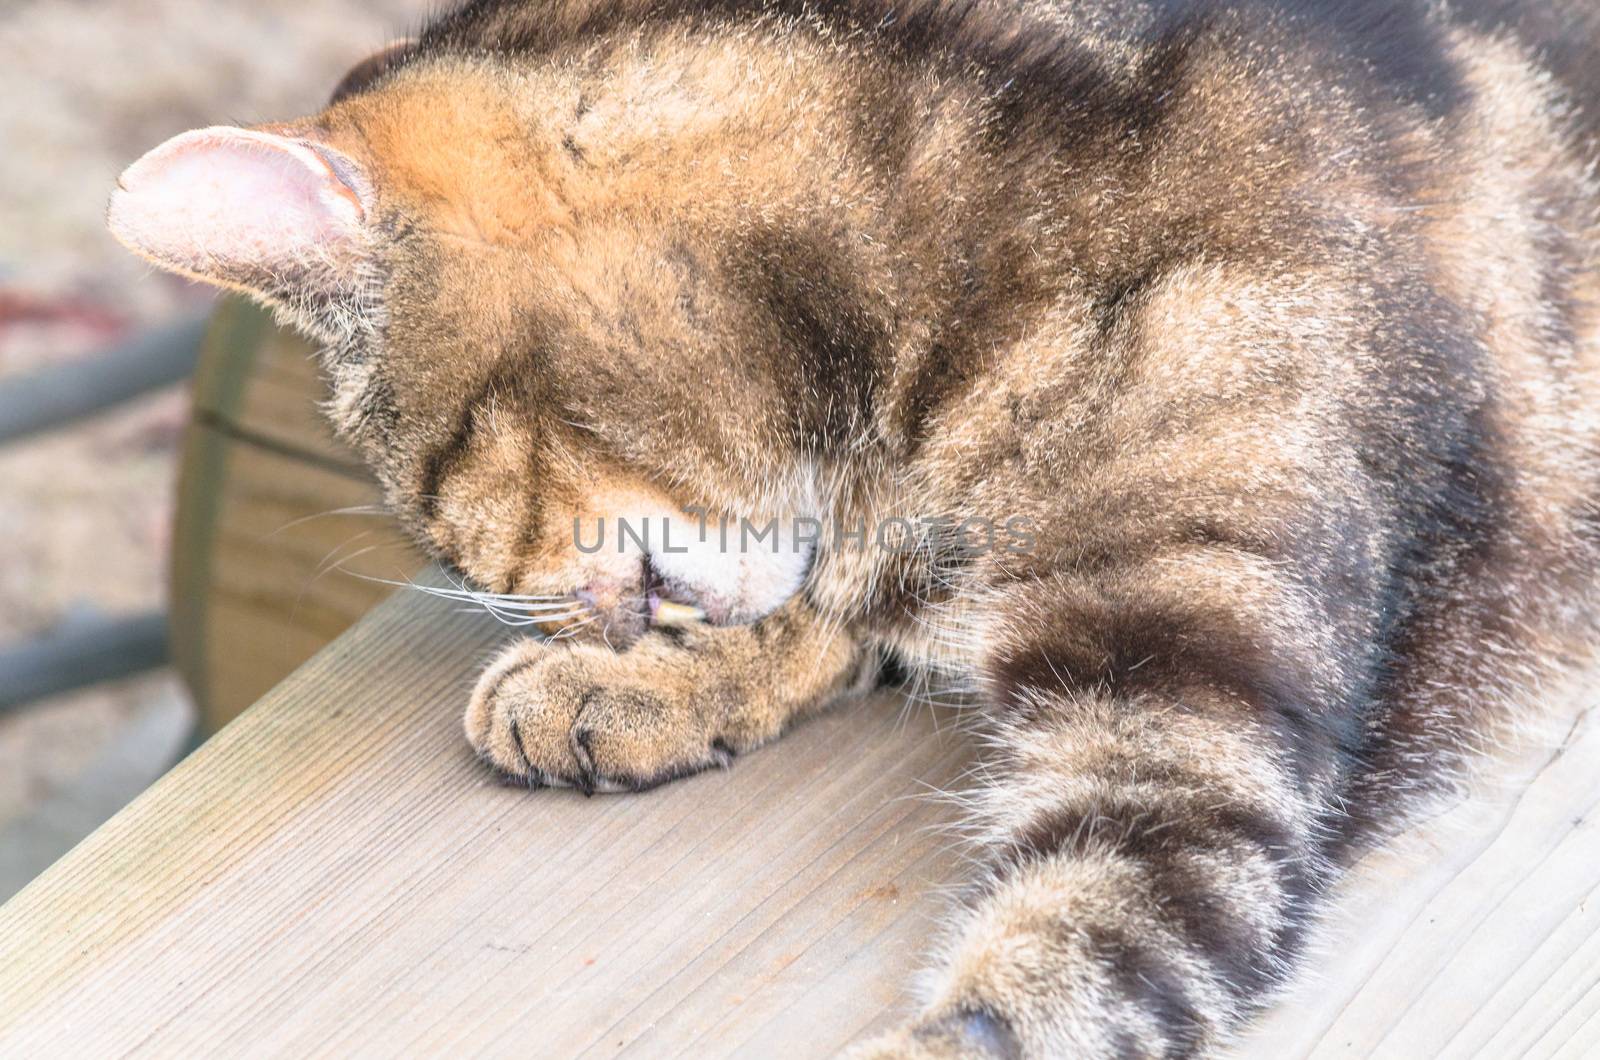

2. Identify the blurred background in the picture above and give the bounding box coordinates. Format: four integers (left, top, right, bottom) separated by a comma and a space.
0, 0, 429, 899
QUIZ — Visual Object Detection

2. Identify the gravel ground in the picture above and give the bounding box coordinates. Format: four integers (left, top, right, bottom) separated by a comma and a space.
0, 0, 428, 893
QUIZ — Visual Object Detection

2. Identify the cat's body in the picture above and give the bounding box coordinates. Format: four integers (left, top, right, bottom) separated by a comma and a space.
108, 0, 1600, 1054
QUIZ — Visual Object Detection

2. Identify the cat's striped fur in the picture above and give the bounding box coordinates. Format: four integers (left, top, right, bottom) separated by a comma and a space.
109, 0, 1600, 1054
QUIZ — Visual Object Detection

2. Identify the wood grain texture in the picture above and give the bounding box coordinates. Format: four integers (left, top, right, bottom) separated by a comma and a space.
171, 299, 421, 732
1, 570, 1597, 1057
1238, 691, 1600, 1059
187, 298, 360, 472
0, 572, 972, 1057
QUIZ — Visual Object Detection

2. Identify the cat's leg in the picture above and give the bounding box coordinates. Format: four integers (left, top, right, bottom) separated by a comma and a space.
856, 570, 1350, 1059
465, 597, 872, 792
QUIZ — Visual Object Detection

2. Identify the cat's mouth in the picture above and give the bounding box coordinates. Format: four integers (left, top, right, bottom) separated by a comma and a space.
640, 554, 707, 628
569, 554, 708, 638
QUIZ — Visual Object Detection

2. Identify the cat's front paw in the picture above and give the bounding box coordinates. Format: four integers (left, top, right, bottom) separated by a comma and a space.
464, 637, 736, 794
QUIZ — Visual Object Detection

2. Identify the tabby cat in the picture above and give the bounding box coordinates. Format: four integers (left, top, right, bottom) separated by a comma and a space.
108, 0, 1600, 1054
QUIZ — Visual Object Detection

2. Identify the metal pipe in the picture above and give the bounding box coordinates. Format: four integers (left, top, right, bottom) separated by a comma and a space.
0, 314, 209, 445
0, 611, 169, 714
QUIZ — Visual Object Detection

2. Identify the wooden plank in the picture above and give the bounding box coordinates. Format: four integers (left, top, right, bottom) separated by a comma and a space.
171, 298, 418, 732
189, 298, 360, 472
0, 571, 1597, 1056
1239, 691, 1600, 1059
0, 573, 971, 1057
170, 420, 420, 733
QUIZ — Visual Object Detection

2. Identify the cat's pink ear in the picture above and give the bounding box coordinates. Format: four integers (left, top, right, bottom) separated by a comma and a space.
107, 126, 370, 293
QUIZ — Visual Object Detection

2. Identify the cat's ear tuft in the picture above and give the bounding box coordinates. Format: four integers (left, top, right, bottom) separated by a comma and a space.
107, 126, 370, 294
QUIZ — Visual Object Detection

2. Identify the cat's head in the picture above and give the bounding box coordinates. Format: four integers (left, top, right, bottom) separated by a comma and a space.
108, 36, 874, 642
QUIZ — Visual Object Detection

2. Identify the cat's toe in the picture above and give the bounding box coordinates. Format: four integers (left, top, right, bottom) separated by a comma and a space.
465, 640, 584, 782
562, 683, 730, 792
465, 641, 730, 793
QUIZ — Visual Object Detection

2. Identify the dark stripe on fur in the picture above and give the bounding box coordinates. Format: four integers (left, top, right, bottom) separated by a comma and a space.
1001, 795, 1300, 874
729, 224, 887, 449
415, 377, 489, 524
987, 589, 1351, 782
1084, 925, 1206, 1059
1001, 791, 1318, 1021
419, 0, 1468, 129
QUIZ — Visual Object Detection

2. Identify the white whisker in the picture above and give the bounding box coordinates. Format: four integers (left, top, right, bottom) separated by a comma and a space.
348, 572, 573, 605
330, 569, 593, 628
269, 504, 393, 537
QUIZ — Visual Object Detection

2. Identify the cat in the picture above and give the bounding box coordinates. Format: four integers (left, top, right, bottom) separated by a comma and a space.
108, 0, 1600, 1055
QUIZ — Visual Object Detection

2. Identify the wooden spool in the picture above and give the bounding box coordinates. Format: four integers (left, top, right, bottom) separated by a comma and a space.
171, 298, 423, 733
